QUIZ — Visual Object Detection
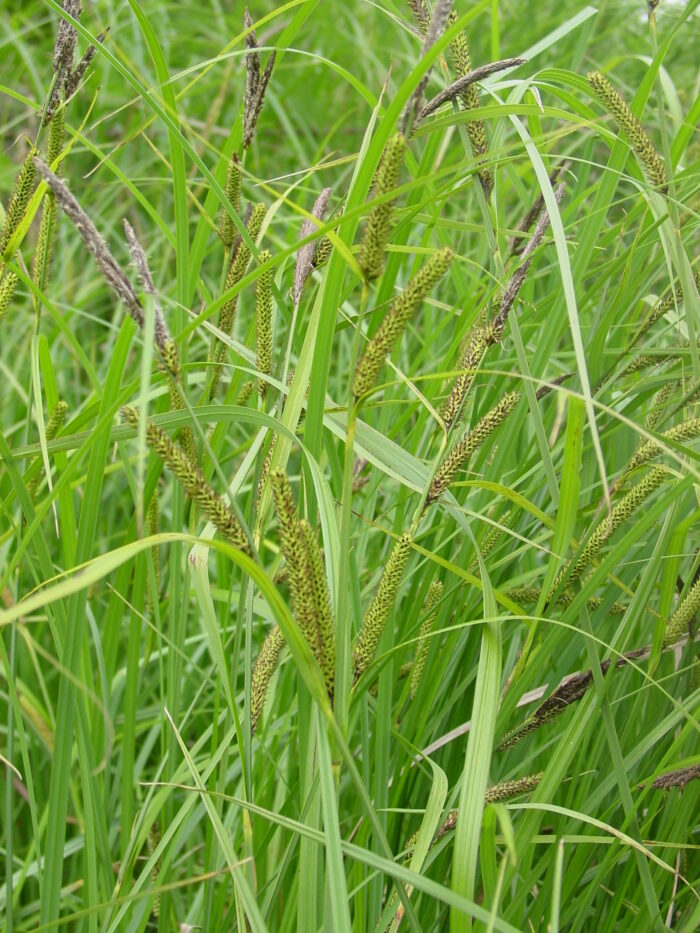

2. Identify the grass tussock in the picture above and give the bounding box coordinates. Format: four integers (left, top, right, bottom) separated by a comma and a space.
0, 1, 699, 930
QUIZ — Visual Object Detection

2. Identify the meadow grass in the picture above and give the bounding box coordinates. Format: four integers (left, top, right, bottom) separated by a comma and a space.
1, 0, 699, 929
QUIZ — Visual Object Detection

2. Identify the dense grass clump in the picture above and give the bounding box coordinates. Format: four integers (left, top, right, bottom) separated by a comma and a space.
1, 1, 699, 930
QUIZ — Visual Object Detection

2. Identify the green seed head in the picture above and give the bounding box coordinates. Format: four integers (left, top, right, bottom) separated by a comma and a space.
1, 149, 37, 257
358, 133, 407, 281
145, 487, 161, 613
122, 406, 248, 552
219, 154, 242, 247
558, 465, 667, 589
353, 532, 413, 680
299, 519, 335, 696
664, 576, 700, 647
47, 106, 65, 168
430, 391, 520, 503
314, 235, 333, 268
410, 580, 443, 698
587, 72, 667, 190
270, 469, 323, 659
440, 325, 496, 429
256, 249, 273, 398
628, 417, 700, 473
353, 246, 452, 399
0, 272, 18, 325
250, 625, 285, 733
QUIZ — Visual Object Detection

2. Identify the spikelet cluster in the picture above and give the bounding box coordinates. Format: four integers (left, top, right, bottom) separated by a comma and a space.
238, 380, 255, 405
293, 187, 332, 305
663, 576, 700, 646
27, 400, 68, 499
645, 381, 675, 433
314, 235, 333, 268
358, 133, 406, 281
353, 247, 452, 398
250, 624, 285, 733
209, 202, 267, 397
122, 407, 249, 552
217, 202, 266, 342
555, 466, 667, 589
33, 111, 65, 292
146, 821, 162, 920
494, 183, 565, 333
626, 417, 700, 473
440, 323, 501, 429
401, 0, 453, 133
429, 391, 520, 503
448, 13, 492, 195
300, 519, 335, 696
442, 773, 544, 837
43, 1, 105, 124
145, 488, 161, 614
407, 0, 429, 32
123, 220, 171, 354
410, 581, 443, 698
510, 163, 569, 256
587, 72, 667, 190
619, 351, 675, 378
468, 510, 512, 572
256, 249, 273, 398
0, 272, 18, 325
242, 9, 276, 149
406, 772, 542, 853
507, 586, 627, 616
353, 532, 413, 680
498, 649, 650, 750
34, 159, 146, 333
629, 271, 700, 351
652, 764, 700, 790
270, 470, 335, 691
219, 154, 242, 247
1, 150, 37, 259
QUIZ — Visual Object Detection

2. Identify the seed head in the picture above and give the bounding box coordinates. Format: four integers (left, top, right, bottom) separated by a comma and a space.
219, 154, 242, 247
630, 271, 700, 347
1, 149, 37, 258
0, 272, 18, 325
243, 8, 276, 149
587, 72, 667, 191
358, 133, 407, 281
447, 12, 492, 194
300, 519, 335, 696
644, 381, 675, 433
145, 487, 161, 613
294, 187, 332, 304
410, 580, 443, 698
27, 401, 68, 498
219, 202, 267, 339
652, 765, 700, 790
353, 532, 413, 680
34, 159, 144, 329
627, 417, 700, 473
406, 771, 542, 854
250, 624, 285, 733
123, 219, 170, 353
663, 576, 700, 647
493, 183, 565, 333
353, 246, 452, 399
555, 465, 667, 591
121, 406, 249, 552
256, 250, 273, 398
429, 391, 520, 503
270, 469, 323, 659
440, 323, 501, 430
